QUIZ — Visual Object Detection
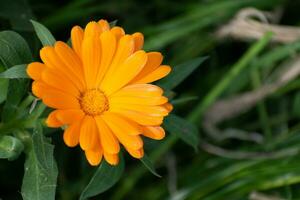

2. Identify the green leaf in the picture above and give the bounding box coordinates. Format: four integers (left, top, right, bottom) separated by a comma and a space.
0, 31, 32, 121
0, 58, 8, 104
80, 155, 125, 200
0, 79, 9, 104
0, 31, 32, 68
0, 135, 24, 160
157, 56, 207, 90
140, 153, 161, 178
21, 125, 58, 200
164, 114, 199, 151
0, 64, 28, 79
2, 79, 30, 122
30, 20, 56, 46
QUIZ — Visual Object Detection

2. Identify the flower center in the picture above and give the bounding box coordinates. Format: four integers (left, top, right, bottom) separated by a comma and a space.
80, 89, 108, 116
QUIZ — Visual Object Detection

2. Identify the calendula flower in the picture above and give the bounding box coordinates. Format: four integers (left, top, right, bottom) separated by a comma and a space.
27, 19, 172, 166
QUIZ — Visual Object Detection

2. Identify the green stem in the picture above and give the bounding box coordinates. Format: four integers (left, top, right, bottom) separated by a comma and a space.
18, 94, 35, 111
0, 118, 35, 135
30, 102, 46, 120
19, 101, 47, 129
0, 120, 21, 135
14, 130, 32, 153
0, 96, 44, 138
250, 66, 272, 140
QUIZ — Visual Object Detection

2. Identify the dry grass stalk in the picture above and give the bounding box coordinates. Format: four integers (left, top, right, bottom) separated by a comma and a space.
217, 7, 300, 43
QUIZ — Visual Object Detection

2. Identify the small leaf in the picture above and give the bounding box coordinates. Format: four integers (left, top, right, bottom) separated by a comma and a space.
164, 114, 199, 151
157, 56, 207, 90
30, 20, 56, 46
0, 64, 28, 79
0, 135, 24, 160
0, 31, 32, 68
140, 153, 161, 178
80, 155, 125, 200
109, 20, 118, 27
21, 124, 58, 200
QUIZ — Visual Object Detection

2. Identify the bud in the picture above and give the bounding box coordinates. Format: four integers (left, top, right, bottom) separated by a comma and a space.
0, 135, 24, 161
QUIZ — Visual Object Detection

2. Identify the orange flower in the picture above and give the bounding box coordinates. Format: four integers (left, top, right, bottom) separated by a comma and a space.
27, 19, 172, 166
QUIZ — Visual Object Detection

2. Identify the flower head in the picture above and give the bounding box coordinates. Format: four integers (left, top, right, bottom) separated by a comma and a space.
27, 19, 172, 166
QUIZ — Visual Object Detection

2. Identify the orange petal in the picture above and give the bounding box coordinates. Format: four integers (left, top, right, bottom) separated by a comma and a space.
102, 113, 143, 150
125, 147, 144, 159
82, 36, 101, 88
113, 110, 163, 126
40, 46, 84, 91
110, 104, 169, 117
41, 68, 80, 97
32, 81, 47, 98
71, 25, 84, 57
100, 35, 134, 88
33, 81, 79, 102
110, 84, 163, 98
63, 120, 82, 147
40, 47, 56, 69
132, 32, 144, 51
134, 65, 171, 84
109, 95, 168, 106
142, 126, 165, 140
94, 116, 120, 154
84, 21, 102, 38
163, 103, 173, 112
85, 149, 103, 166
103, 152, 119, 165
46, 110, 63, 128
55, 109, 85, 125
98, 19, 110, 32
101, 50, 147, 95
79, 116, 99, 150
27, 62, 45, 80
102, 113, 141, 135
110, 35, 135, 66
131, 52, 163, 83
42, 90, 80, 110
110, 26, 125, 41
54, 42, 85, 89
96, 31, 117, 85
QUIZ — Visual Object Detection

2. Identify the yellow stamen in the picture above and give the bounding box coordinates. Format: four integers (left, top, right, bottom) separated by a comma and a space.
80, 89, 108, 115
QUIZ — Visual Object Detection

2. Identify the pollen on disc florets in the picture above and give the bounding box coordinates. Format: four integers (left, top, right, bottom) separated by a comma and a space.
80, 89, 109, 116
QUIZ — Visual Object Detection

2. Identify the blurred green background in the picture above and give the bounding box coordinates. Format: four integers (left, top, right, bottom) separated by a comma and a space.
2, 0, 300, 199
